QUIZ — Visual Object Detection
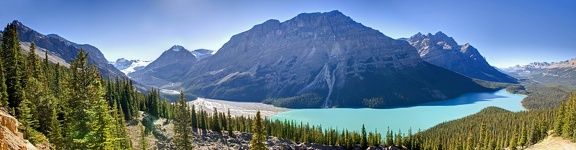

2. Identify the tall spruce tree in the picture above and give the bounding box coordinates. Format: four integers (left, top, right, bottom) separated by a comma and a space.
173, 91, 192, 149
65, 49, 129, 149
227, 109, 234, 137
81, 82, 119, 150
250, 110, 267, 150
212, 107, 221, 132
385, 127, 393, 146
553, 100, 565, 136
48, 106, 63, 149
191, 104, 198, 129
361, 124, 368, 149
1, 23, 25, 114
139, 124, 148, 150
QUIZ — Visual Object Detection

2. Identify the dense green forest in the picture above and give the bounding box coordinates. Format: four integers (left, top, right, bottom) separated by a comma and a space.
521, 84, 572, 110
0, 22, 172, 149
2, 21, 576, 150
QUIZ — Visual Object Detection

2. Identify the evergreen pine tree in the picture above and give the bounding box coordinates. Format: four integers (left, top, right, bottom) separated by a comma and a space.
200, 109, 207, 132
465, 130, 473, 150
65, 49, 120, 149
212, 107, 221, 132
561, 96, 575, 138
478, 122, 485, 149
509, 132, 517, 150
250, 110, 267, 150
173, 91, 192, 150
140, 124, 148, 150
76, 75, 120, 149
1, 22, 25, 114
518, 123, 527, 148
191, 104, 198, 129
361, 124, 368, 149
385, 127, 393, 146
553, 100, 565, 136
113, 101, 132, 149
48, 107, 63, 149
227, 109, 234, 137
394, 129, 403, 147
18, 96, 36, 138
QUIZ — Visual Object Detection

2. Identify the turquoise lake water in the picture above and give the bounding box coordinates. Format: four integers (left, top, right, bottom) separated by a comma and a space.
270, 89, 526, 133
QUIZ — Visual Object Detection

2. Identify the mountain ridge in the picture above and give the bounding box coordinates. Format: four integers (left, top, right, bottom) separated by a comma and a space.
407, 31, 518, 83
501, 58, 576, 86
11, 20, 126, 78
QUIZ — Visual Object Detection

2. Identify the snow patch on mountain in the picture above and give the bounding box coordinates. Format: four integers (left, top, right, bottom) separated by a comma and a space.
169, 45, 184, 52
191, 49, 214, 60
111, 58, 152, 76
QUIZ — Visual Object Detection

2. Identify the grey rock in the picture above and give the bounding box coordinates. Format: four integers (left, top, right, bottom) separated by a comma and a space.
130, 45, 197, 90
407, 31, 518, 83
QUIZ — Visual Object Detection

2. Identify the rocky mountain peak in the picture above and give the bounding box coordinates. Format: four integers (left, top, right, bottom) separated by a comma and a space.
11, 20, 23, 27
116, 58, 129, 63
168, 45, 186, 52
434, 31, 448, 38
407, 31, 517, 83
431, 31, 458, 46
130, 45, 198, 87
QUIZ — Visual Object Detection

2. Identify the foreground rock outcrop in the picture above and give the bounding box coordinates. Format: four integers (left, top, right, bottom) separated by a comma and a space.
0, 109, 38, 150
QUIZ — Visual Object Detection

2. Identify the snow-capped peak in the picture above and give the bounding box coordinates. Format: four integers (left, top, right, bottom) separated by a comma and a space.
116, 58, 129, 63
169, 45, 185, 52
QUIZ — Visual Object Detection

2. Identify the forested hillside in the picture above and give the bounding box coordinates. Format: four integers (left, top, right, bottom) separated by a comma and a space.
0, 21, 172, 149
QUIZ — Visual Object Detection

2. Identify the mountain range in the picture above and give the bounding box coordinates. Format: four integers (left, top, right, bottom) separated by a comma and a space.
178, 10, 492, 108
501, 58, 576, 86
406, 32, 517, 83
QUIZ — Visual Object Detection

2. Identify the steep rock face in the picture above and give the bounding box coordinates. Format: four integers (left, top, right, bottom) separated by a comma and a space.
184, 11, 491, 108
407, 32, 517, 83
12, 20, 125, 78
502, 58, 576, 86
130, 45, 197, 89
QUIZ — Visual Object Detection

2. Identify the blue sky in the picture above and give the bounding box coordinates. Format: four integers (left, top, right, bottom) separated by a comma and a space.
1, 0, 575, 67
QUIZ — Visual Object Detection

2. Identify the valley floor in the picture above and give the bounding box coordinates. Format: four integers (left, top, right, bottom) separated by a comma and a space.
188, 98, 290, 117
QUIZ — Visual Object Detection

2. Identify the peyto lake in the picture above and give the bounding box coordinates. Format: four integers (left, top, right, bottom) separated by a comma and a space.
270, 89, 526, 133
